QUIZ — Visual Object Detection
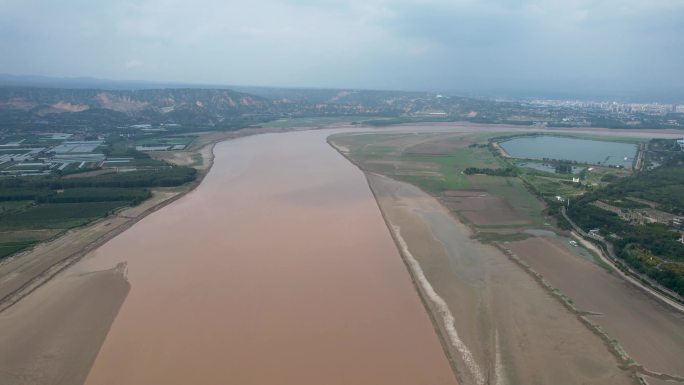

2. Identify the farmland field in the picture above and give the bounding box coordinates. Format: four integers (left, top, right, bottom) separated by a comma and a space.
0, 201, 126, 230
331, 132, 545, 227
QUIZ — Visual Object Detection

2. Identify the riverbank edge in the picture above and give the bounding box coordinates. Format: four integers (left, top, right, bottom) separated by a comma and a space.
0, 131, 235, 313
0, 124, 352, 313
327, 137, 463, 383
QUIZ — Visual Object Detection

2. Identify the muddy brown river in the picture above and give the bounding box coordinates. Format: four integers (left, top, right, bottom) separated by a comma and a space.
7, 124, 681, 385
67, 130, 455, 384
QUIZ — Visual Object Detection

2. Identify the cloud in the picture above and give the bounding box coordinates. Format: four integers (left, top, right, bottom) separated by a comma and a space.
124, 59, 144, 69
0, 0, 682, 97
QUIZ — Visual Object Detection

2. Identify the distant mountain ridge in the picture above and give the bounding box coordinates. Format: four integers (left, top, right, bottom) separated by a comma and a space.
0, 87, 270, 113
1, 81, 681, 131
0, 82, 450, 128
3, 73, 681, 104
0, 87, 281, 126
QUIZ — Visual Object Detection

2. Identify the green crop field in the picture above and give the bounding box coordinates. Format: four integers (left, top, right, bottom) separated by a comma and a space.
0, 240, 39, 259
260, 116, 368, 129
0, 201, 127, 230
136, 135, 196, 147
331, 132, 547, 226
0, 200, 33, 212
0, 147, 198, 260
519, 173, 585, 197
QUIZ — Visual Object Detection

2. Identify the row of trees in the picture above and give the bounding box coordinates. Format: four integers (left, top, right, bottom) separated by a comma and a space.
0, 187, 149, 203
579, 166, 684, 215
555, 163, 573, 174
0, 166, 197, 190
463, 167, 517, 176
567, 181, 684, 296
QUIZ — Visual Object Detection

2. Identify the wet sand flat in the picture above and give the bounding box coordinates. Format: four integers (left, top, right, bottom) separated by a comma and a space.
506, 236, 684, 380
0, 188, 183, 312
367, 173, 636, 385
0, 265, 130, 385
76, 130, 456, 385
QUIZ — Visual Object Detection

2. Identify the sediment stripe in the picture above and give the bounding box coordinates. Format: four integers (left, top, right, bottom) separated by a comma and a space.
391, 224, 485, 385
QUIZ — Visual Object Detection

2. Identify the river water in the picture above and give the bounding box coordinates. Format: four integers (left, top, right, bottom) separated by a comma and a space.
78, 130, 456, 384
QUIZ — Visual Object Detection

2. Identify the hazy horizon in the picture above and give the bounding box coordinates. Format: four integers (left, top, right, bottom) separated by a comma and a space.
1, 0, 683, 101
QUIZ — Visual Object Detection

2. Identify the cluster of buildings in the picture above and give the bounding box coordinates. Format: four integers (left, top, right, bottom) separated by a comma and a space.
592, 200, 684, 230
0, 134, 107, 177
530, 99, 681, 115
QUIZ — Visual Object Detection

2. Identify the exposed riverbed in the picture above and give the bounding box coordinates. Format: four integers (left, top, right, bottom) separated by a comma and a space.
367, 173, 636, 385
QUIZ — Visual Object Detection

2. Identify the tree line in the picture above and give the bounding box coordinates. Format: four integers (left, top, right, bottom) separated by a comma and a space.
463, 167, 517, 176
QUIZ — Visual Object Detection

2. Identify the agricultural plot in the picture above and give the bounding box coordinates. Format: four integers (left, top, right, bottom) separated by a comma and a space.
258, 116, 369, 128
0, 199, 128, 259
0, 201, 125, 230
0, 164, 195, 260
135, 136, 197, 151
331, 132, 545, 228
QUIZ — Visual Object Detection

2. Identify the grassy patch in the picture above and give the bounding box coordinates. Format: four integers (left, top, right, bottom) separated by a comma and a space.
260, 116, 367, 128
0, 240, 39, 259
0, 202, 125, 230
476, 232, 531, 243
392, 141, 504, 191
136, 135, 196, 147
393, 174, 446, 194
332, 132, 547, 226
470, 175, 546, 224
191, 152, 204, 167
0, 200, 33, 212
520, 173, 584, 197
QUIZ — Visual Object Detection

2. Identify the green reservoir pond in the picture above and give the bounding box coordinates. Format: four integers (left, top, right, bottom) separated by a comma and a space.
499, 136, 638, 167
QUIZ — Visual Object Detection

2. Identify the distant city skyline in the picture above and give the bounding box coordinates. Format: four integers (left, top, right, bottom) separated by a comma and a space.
1, 0, 683, 100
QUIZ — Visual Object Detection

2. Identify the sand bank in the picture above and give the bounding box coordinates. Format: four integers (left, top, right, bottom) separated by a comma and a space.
0, 264, 129, 385
366, 173, 636, 385
505, 235, 684, 383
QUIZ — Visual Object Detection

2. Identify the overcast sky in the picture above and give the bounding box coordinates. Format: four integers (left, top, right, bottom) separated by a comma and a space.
0, 0, 682, 97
